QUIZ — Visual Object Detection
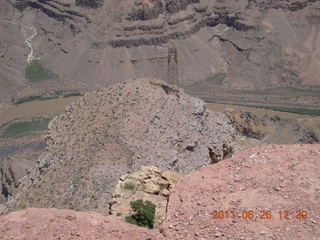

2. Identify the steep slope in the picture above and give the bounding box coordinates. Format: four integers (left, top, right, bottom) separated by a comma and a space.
162, 144, 320, 239
8, 78, 234, 214
1, 0, 319, 107
1, 144, 319, 240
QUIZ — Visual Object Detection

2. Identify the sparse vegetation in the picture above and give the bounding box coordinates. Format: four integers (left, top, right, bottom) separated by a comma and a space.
206, 72, 227, 85
13, 91, 82, 105
63, 92, 83, 98
2, 118, 51, 138
254, 106, 320, 116
20, 203, 27, 209
208, 100, 320, 117
13, 91, 62, 104
125, 199, 156, 229
25, 60, 54, 82
123, 181, 137, 191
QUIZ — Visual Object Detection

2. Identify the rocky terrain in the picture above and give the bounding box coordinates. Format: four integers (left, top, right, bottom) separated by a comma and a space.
224, 108, 320, 146
0, 144, 319, 239
1, 0, 319, 108
0, 1, 319, 238
110, 165, 181, 228
1, 80, 320, 210
7, 78, 234, 214
0, 208, 159, 240
162, 144, 320, 239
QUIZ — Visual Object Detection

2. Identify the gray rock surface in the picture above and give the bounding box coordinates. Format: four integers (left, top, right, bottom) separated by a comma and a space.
9, 78, 234, 214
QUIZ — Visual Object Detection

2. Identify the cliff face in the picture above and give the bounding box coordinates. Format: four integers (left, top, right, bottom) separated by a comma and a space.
1, 144, 319, 240
1, 0, 319, 107
8, 78, 234, 214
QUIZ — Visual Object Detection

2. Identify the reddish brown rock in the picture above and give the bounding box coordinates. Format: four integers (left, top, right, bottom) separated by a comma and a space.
162, 144, 320, 240
0, 208, 163, 240
2, 144, 320, 240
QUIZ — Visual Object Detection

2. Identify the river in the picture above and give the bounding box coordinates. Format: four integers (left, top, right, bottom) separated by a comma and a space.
0, 97, 79, 127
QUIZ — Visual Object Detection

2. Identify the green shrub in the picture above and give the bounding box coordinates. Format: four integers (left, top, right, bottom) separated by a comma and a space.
123, 181, 136, 191
63, 92, 83, 98
257, 106, 320, 116
14, 91, 63, 104
125, 199, 156, 229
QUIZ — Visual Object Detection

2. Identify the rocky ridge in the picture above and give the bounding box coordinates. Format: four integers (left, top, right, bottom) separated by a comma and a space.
8, 78, 234, 214
1, 144, 319, 239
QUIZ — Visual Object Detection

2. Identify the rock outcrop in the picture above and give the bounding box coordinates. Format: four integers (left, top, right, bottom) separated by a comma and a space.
110, 165, 181, 228
0, 160, 18, 204
223, 107, 320, 145
161, 144, 320, 239
1, 144, 319, 239
9, 78, 234, 214
225, 109, 269, 140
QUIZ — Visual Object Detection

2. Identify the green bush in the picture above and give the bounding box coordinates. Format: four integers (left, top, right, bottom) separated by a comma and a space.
125, 199, 156, 229
123, 181, 136, 191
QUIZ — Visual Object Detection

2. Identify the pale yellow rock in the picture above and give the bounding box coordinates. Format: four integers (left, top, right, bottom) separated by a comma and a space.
157, 179, 169, 188
143, 183, 160, 194
161, 189, 170, 197
140, 165, 162, 174
161, 171, 181, 184
110, 165, 181, 227
119, 174, 127, 181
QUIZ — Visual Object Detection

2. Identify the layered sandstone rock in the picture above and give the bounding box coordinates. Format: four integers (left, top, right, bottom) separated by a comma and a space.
8, 78, 234, 214
1, 0, 319, 110
110, 165, 181, 227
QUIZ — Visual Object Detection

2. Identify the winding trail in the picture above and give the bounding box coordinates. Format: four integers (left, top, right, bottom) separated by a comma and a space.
1, 19, 38, 63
